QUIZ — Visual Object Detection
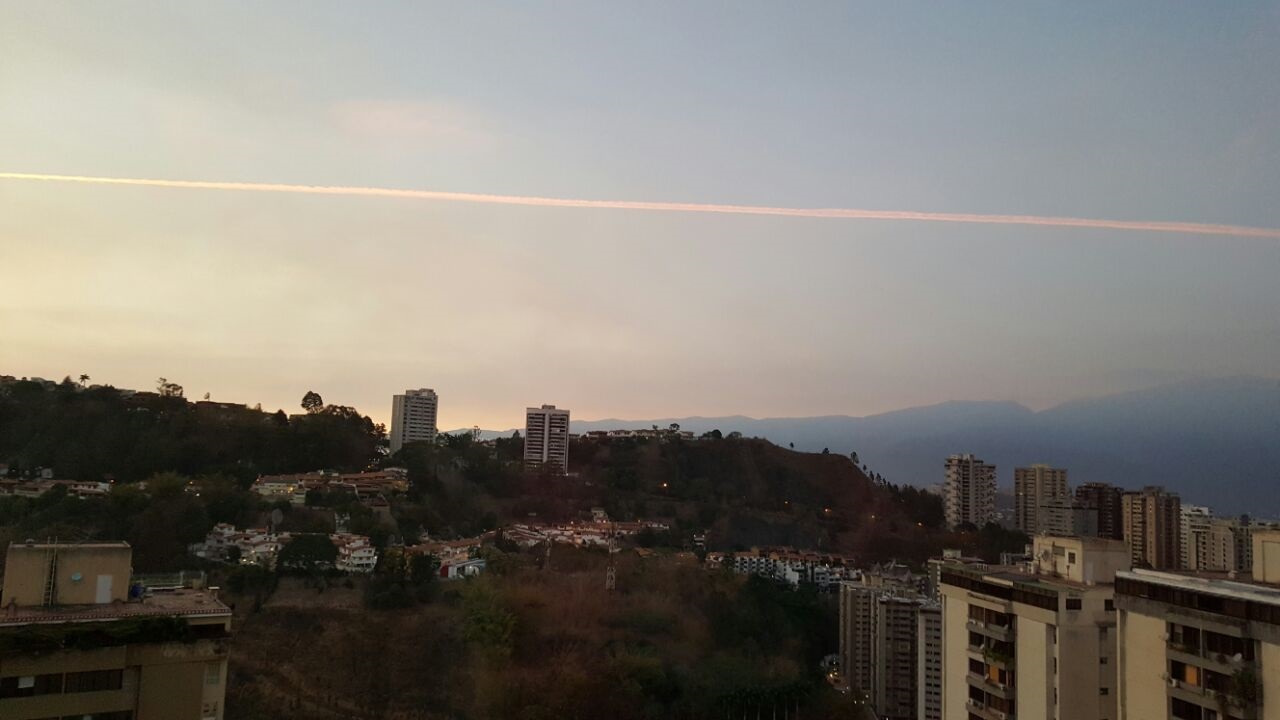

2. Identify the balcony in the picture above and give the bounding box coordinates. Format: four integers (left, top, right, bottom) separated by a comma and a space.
966, 699, 1012, 720
967, 672, 1015, 700
967, 618, 1013, 642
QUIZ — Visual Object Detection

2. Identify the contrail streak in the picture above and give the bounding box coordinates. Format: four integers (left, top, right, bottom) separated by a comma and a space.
3, 171, 1278, 239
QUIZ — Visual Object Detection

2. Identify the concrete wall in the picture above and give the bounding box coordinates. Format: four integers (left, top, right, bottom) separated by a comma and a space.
2, 543, 131, 606
1015, 615, 1051, 720
1262, 641, 1280, 720
1117, 609, 1166, 720
1253, 530, 1280, 584
940, 589, 970, 720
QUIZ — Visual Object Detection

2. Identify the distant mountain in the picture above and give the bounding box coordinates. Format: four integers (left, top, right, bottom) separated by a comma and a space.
457, 376, 1280, 515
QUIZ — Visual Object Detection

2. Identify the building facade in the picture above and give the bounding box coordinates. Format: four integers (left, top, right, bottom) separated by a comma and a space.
1180, 505, 1215, 571
839, 581, 929, 720
524, 404, 570, 473
1077, 482, 1126, 540
1014, 465, 1070, 536
939, 536, 1131, 720
389, 388, 439, 454
917, 603, 943, 720
1115, 530, 1280, 720
1123, 486, 1182, 571
0, 542, 231, 720
944, 454, 997, 530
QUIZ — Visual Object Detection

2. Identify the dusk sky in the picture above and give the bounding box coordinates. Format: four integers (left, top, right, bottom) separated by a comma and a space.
3, 2, 1279, 430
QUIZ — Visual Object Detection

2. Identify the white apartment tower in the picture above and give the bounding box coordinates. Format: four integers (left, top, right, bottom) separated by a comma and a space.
524, 404, 570, 473
1013, 464, 1069, 535
944, 454, 997, 530
389, 388, 439, 454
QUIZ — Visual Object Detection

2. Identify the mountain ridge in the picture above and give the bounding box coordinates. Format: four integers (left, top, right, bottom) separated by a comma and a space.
451, 376, 1280, 515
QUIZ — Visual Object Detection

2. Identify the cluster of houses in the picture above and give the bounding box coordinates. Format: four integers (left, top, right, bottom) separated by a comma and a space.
580, 428, 697, 441
0, 467, 112, 499
503, 508, 671, 549
190, 523, 378, 573
705, 547, 861, 590
250, 469, 409, 505
404, 535, 490, 579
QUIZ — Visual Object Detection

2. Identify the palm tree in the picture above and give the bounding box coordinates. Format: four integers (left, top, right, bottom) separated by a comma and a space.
78, 374, 90, 387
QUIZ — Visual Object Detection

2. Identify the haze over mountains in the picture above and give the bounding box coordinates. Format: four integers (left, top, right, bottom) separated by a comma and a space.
466, 377, 1280, 516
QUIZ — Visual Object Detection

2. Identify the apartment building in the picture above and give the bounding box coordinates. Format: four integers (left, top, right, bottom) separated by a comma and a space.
1124, 486, 1182, 570
1077, 482, 1126, 541
1206, 517, 1259, 575
1181, 506, 1215, 570
0, 541, 231, 720
1115, 529, 1280, 720
839, 582, 878, 697
945, 454, 997, 530
839, 582, 932, 720
938, 535, 1131, 720
1014, 465, 1070, 536
918, 603, 943, 720
524, 404, 570, 473
389, 388, 439, 454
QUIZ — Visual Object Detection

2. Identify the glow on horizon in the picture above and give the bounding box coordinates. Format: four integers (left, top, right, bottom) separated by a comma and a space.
4, 172, 1280, 240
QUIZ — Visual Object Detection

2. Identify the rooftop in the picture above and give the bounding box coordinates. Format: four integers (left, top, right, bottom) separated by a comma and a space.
1119, 568, 1280, 606
0, 588, 231, 627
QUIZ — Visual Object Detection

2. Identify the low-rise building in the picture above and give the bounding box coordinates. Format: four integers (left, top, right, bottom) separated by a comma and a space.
0, 541, 231, 720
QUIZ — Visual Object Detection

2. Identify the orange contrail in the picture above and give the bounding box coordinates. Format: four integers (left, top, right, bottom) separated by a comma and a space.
3, 171, 1278, 239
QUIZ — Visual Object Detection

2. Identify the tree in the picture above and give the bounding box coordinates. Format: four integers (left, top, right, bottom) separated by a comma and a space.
301, 391, 324, 414
821, 448, 830, 455
156, 377, 184, 398
277, 534, 338, 573
669, 423, 680, 433
78, 374, 90, 387
850, 451, 859, 465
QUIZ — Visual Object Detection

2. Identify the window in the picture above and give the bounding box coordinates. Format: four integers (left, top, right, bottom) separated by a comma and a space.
0, 673, 63, 698
1068, 551, 1077, 563
1100, 656, 1109, 664
1066, 598, 1082, 610
1105, 599, 1115, 611
64, 669, 124, 693
205, 662, 222, 686
1100, 687, 1109, 696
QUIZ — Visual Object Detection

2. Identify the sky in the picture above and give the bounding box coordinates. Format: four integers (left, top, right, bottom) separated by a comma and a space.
2, 2, 1279, 430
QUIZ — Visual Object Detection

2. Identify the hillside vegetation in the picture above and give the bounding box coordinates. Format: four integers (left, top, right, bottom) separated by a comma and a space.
225, 547, 860, 720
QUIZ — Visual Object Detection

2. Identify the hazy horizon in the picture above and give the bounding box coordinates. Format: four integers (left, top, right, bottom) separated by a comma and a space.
4, 3, 1279, 431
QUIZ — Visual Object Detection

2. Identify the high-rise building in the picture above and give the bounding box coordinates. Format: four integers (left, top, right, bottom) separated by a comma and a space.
917, 603, 943, 720
524, 404, 570, 473
874, 596, 924, 720
944, 454, 997, 530
0, 541, 231, 720
1014, 465, 1070, 535
939, 535, 1131, 720
1205, 515, 1260, 574
839, 582, 930, 720
1123, 486, 1182, 570
1076, 482, 1126, 540
839, 583, 877, 698
1179, 505, 1214, 570
389, 388, 439, 454
1115, 529, 1280, 720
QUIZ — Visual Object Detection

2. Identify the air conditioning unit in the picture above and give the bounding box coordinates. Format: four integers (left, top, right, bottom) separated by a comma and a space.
1160, 673, 1171, 682
1168, 677, 1179, 688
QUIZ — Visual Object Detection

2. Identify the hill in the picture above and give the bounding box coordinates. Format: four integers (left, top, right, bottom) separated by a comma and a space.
523, 376, 1280, 515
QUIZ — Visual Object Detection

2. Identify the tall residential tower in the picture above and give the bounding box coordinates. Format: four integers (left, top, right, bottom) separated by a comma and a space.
944, 454, 997, 529
389, 388, 439, 454
524, 404, 570, 473
1013, 464, 1069, 535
